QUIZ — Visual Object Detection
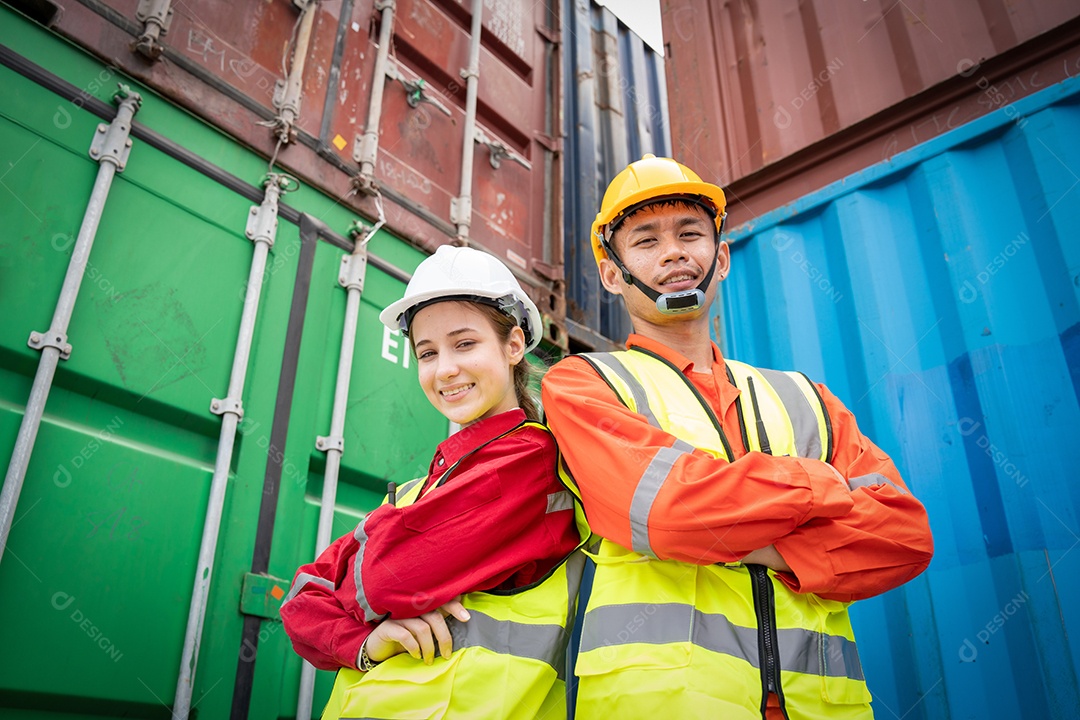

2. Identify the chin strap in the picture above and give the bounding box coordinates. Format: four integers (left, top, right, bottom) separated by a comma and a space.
600, 229, 722, 315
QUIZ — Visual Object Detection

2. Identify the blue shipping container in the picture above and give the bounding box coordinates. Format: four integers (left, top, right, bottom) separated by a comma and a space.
563, 0, 671, 347
714, 76, 1080, 719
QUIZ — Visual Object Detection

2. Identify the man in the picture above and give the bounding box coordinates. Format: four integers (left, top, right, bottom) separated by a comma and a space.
542, 154, 933, 719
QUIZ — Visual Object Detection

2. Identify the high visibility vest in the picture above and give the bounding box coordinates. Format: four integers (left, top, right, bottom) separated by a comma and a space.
564, 347, 873, 720
322, 420, 590, 720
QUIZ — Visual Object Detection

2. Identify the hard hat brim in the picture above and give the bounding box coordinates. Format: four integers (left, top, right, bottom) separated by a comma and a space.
379, 289, 544, 353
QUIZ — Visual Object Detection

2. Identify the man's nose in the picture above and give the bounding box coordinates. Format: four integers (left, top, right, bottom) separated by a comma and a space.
659, 234, 689, 263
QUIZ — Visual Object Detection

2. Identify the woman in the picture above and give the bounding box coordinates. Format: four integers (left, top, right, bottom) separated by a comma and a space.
281, 246, 587, 719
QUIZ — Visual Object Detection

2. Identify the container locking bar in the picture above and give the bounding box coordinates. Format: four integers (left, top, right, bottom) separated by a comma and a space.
133, 0, 174, 59
1, 85, 141, 570
173, 172, 296, 719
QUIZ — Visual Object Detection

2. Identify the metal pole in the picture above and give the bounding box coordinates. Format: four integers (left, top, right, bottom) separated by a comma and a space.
355, 0, 396, 192
173, 174, 293, 718
0, 86, 141, 566
273, 0, 319, 144
296, 209, 383, 719
451, 0, 483, 243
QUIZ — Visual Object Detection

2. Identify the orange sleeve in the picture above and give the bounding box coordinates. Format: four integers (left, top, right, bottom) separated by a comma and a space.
541, 357, 854, 564
771, 384, 933, 601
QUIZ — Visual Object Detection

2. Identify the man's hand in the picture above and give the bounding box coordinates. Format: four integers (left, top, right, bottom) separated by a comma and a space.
740, 544, 792, 573
361, 598, 471, 666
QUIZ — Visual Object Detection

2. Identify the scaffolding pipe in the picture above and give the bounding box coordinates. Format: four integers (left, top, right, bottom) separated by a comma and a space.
451, 0, 483, 243
173, 174, 292, 718
0, 86, 141, 567
355, 0, 396, 192
295, 209, 383, 718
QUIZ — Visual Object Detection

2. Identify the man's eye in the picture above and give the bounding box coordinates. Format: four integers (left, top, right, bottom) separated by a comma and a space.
634, 237, 656, 246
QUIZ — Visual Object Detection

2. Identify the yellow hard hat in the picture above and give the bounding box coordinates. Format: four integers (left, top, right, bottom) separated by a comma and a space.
590, 154, 727, 266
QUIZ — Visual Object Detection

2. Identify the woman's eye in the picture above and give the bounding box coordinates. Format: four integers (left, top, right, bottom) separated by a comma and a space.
456, 340, 476, 350
417, 350, 436, 360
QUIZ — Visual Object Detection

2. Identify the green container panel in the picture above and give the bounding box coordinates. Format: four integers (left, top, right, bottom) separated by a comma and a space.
0, 6, 448, 717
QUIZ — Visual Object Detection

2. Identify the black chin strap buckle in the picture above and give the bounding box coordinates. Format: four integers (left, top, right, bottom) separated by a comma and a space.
656, 289, 705, 314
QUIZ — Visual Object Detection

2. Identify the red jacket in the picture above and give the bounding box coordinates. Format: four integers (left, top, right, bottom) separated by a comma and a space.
280, 409, 580, 670
540, 334, 933, 602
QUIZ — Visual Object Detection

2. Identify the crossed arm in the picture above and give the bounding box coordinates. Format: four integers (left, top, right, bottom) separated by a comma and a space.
541, 357, 933, 602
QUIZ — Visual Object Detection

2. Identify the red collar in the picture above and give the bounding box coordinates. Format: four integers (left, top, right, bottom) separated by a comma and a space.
428, 408, 528, 478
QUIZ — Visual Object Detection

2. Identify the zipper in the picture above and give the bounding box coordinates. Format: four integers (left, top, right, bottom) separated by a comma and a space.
748, 564, 790, 720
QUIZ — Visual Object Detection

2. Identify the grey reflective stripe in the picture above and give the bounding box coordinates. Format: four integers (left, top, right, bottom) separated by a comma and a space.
589, 353, 661, 428
848, 472, 908, 495
395, 476, 425, 503
629, 439, 696, 557
579, 602, 865, 682
580, 603, 695, 651
693, 607, 761, 667
352, 520, 386, 622
448, 610, 566, 671
547, 490, 575, 513
280, 572, 334, 607
757, 368, 823, 460
777, 626, 866, 681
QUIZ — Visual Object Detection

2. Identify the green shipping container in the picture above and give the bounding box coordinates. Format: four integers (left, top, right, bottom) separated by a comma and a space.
0, 6, 460, 716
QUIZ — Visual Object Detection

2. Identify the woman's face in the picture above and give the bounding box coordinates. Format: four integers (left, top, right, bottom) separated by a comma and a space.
411, 301, 525, 427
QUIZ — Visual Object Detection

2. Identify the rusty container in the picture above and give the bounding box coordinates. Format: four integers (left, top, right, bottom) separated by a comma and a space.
52, 0, 566, 345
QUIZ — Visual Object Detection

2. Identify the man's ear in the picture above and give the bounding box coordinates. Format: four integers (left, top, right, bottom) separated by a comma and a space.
598, 256, 626, 295
715, 240, 731, 282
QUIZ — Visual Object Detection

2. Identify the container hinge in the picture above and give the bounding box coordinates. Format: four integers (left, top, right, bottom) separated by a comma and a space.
339, 252, 368, 292
272, 78, 302, 125
374, 0, 395, 11
474, 127, 531, 171
386, 62, 452, 116
88, 86, 141, 171
239, 572, 290, 619
316, 435, 344, 454
27, 330, 72, 360
134, 0, 174, 60
450, 196, 472, 227
352, 132, 378, 173
245, 174, 297, 249
210, 397, 244, 419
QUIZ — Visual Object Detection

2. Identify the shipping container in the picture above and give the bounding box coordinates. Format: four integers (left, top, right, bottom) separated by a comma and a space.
711, 76, 1080, 719
0, 3, 475, 716
36, 0, 566, 347
562, 0, 670, 348
660, 0, 1080, 227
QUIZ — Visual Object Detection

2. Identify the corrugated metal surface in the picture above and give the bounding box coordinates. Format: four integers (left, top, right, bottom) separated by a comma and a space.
0, 7, 450, 717
50, 0, 564, 342
714, 76, 1080, 719
563, 0, 671, 347
661, 0, 1080, 187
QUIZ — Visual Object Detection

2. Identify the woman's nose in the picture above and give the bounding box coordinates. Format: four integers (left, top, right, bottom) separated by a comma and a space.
436, 354, 459, 381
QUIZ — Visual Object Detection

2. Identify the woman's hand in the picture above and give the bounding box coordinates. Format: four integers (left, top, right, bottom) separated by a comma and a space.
361, 598, 471, 666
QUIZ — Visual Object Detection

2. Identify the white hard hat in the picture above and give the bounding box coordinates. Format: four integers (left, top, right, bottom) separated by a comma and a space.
380, 245, 543, 352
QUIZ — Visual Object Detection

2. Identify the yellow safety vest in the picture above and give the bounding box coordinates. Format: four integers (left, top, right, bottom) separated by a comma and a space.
322, 420, 591, 720
564, 347, 873, 719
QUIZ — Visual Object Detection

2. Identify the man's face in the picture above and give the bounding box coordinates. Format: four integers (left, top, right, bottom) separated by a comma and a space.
599, 201, 729, 322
